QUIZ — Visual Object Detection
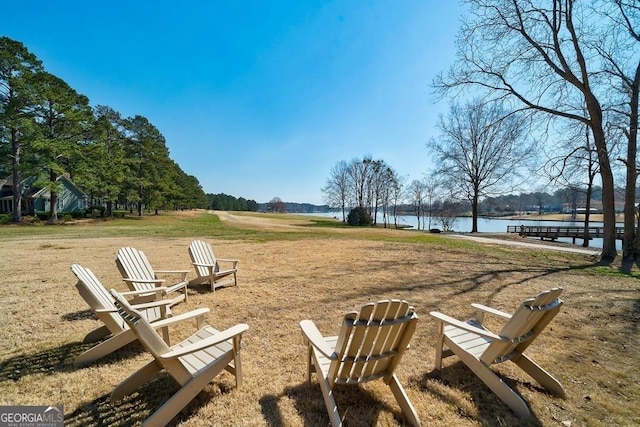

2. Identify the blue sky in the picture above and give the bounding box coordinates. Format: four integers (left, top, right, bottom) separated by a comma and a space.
4, 1, 463, 205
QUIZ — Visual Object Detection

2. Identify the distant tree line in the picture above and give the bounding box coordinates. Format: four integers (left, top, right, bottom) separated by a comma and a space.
1, 37, 209, 221
208, 193, 258, 211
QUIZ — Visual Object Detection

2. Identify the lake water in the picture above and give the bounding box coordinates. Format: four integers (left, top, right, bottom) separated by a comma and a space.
301, 211, 621, 250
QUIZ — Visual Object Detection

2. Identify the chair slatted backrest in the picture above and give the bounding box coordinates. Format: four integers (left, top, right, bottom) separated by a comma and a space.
189, 240, 219, 277
111, 289, 172, 360
71, 264, 127, 333
116, 247, 158, 292
481, 288, 564, 365
329, 300, 417, 386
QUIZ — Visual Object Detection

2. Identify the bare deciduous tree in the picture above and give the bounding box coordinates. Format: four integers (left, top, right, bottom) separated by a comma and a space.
406, 179, 426, 230
595, 0, 640, 258
434, 0, 618, 260
322, 160, 350, 222
267, 197, 285, 213
545, 121, 600, 246
429, 99, 533, 232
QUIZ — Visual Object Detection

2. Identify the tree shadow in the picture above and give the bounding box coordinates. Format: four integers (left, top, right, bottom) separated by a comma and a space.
318, 258, 594, 311
260, 381, 409, 427
0, 342, 81, 383
0, 340, 145, 383
64, 373, 226, 426
410, 363, 543, 427
618, 257, 640, 275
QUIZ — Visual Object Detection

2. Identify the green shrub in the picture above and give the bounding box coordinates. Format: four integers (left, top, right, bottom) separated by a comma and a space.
347, 207, 373, 226
36, 211, 49, 221
0, 214, 10, 224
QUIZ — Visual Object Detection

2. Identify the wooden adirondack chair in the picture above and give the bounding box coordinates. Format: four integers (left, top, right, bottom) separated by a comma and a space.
188, 240, 238, 291
71, 264, 206, 367
116, 246, 189, 306
429, 287, 566, 419
110, 289, 249, 427
300, 299, 420, 427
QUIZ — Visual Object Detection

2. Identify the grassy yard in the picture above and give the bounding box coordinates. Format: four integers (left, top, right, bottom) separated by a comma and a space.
0, 210, 638, 426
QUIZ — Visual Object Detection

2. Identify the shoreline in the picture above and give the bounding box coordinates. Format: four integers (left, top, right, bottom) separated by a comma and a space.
480, 213, 624, 223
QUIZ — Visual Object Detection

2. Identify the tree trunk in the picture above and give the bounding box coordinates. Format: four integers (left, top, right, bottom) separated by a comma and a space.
471, 191, 479, 233
593, 125, 618, 261
623, 60, 640, 259
49, 170, 59, 221
10, 128, 22, 223
583, 184, 592, 247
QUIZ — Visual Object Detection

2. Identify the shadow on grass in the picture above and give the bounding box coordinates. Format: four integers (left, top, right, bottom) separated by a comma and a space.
318, 258, 592, 309
0, 341, 146, 383
411, 363, 543, 427
260, 381, 412, 427
618, 257, 640, 275
0, 342, 80, 383
61, 309, 95, 321
64, 373, 228, 427
186, 282, 237, 296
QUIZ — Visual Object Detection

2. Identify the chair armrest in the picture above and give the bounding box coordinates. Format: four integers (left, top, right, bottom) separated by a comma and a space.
160, 323, 249, 359
192, 262, 215, 271
471, 303, 512, 320
155, 270, 190, 274
96, 302, 170, 313
129, 299, 174, 310
122, 277, 165, 285
299, 320, 336, 359
155, 270, 189, 281
150, 307, 210, 329
429, 311, 503, 341
217, 258, 239, 265
119, 287, 168, 296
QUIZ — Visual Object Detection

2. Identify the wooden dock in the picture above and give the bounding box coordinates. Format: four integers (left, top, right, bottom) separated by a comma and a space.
507, 225, 625, 244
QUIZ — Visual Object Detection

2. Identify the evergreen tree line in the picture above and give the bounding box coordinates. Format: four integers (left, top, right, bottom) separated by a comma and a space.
0, 37, 209, 221
207, 193, 258, 212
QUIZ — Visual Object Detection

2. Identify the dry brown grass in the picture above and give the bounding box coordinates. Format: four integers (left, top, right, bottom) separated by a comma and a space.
0, 211, 638, 426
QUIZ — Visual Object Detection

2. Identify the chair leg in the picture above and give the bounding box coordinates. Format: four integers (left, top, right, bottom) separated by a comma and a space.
305, 344, 313, 383
232, 335, 243, 387
461, 354, 530, 419
311, 350, 342, 427
513, 354, 566, 398
74, 329, 137, 367
141, 358, 230, 427
434, 321, 444, 370
160, 326, 170, 344
111, 360, 162, 402
388, 374, 421, 426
